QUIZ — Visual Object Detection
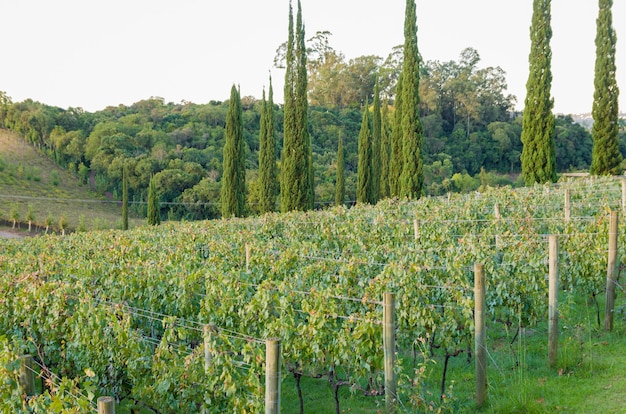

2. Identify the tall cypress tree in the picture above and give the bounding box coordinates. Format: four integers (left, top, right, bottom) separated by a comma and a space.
380, 99, 391, 199
590, 0, 622, 175
122, 161, 128, 230
147, 175, 160, 226
357, 101, 373, 204
281, 0, 311, 212
221, 85, 246, 218
296, 0, 313, 210
371, 76, 382, 203
521, 0, 556, 185
258, 78, 278, 213
389, 74, 404, 197
335, 132, 345, 206
399, 0, 424, 199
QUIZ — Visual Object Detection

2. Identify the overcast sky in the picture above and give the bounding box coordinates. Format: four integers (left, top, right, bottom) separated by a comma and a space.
0, 0, 624, 114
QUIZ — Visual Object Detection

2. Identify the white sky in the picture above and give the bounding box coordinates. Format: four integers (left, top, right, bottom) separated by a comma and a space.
0, 0, 624, 114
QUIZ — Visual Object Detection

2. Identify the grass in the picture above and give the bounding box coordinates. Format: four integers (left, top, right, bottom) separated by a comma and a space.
277, 291, 626, 413
0, 129, 142, 233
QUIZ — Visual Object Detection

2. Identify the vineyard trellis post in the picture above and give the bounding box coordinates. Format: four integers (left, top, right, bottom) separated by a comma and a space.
265, 338, 281, 414
604, 210, 619, 331
383, 292, 397, 413
245, 243, 251, 272
97, 396, 115, 414
413, 219, 420, 241
474, 264, 487, 407
621, 179, 626, 215
203, 323, 216, 373
548, 235, 559, 367
494, 203, 502, 249
19, 355, 35, 396
564, 189, 571, 222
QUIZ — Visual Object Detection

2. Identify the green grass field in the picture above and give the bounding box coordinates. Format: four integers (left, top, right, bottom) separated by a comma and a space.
0, 129, 141, 234
278, 296, 626, 413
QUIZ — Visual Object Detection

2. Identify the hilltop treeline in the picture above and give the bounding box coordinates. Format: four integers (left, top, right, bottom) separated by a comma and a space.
0, 46, 619, 220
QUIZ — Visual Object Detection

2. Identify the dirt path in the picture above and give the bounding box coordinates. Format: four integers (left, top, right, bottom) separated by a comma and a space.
0, 230, 23, 239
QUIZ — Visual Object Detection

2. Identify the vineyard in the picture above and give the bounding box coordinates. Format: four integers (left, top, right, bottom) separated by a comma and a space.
1, 177, 626, 413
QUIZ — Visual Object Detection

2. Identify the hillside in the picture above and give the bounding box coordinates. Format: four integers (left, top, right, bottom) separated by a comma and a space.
0, 129, 139, 234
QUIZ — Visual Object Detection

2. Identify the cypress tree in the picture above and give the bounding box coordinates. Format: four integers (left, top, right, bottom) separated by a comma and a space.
389, 74, 404, 197
221, 85, 246, 218
590, 0, 622, 175
147, 175, 160, 226
399, 0, 424, 199
521, 0, 557, 185
357, 101, 373, 204
281, 0, 311, 212
122, 162, 128, 230
258, 78, 278, 213
281, 1, 297, 211
380, 99, 391, 199
298, 2, 314, 210
371, 76, 382, 203
335, 132, 345, 206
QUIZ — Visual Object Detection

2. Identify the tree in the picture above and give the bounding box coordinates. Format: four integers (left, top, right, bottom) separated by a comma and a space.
45, 212, 53, 234
389, 74, 404, 197
590, 0, 622, 175
298, 3, 314, 210
380, 100, 392, 199
10, 204, 19, 229
147, 175, 160, 226
258, 79, 278, 214
371, 76, 382, 202
335, 132, 345, 206
122, 162, 129, 230
58, 215, 68, 235
281, 0, 311, 212
357, 101, 373, 204
26, 204, 35, 233
399, 0, 424, 199
221, 85, 247, 218
0, 91, 12, 129
521, 0, 556, 185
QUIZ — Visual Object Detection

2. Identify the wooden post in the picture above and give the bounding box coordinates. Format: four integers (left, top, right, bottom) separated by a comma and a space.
622, 179, 626, 215
548, 235, 559, 367
203, 323, 216, 373
245, 244, 251, 271
494, 204, 502, 248
98, 396, 115, 414
383, 292, 397, 413
19, 355, 35, 396
564, 189, 571, 222
265, 338, 281, 414
474, 264, 487, 407
604, 210, 619, 331
413, 219, 420, 241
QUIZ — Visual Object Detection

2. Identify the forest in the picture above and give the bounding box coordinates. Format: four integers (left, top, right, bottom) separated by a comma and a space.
1, 37, 624, 221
